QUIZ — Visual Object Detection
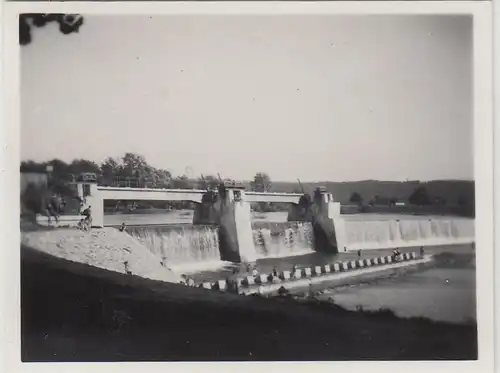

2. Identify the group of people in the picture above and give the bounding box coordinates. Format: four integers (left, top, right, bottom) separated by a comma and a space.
392, 248, 402, 260
45, 193, 66, 225
392, 246, 425, 260
180, 275, 195, 287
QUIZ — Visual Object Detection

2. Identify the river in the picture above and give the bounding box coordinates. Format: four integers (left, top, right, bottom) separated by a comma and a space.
104, 210, 476, 324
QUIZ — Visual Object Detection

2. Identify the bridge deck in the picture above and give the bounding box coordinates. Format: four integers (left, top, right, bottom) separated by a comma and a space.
244, 192, 302, 204
95, 187, 303, 204
96, 187, 206, 203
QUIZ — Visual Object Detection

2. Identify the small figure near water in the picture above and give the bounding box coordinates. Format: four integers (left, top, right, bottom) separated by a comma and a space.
357, 249, 362, 258
124, 261, 132, 275
419, 246, 425, 258
272, 266, 278, 278
180, 274, 195, 287
77, 218, 86, 231
252, 266, 259, 277
278, 286, 289, 297
392, 248, 401, 261
160, 256, 167, 267
308, 278, 313, 299
46, 197, 60, 225
119, 222, 127, 232
81, 205, 92, 231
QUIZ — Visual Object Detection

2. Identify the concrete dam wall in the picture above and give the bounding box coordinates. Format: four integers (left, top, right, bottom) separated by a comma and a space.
344, 217, 474, 250
67, 182, 475, 268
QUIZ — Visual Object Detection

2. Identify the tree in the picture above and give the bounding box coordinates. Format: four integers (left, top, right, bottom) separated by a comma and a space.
68, 159, 101, 177
21, 182, 46, 215
199, 175, 220, 190
153, 169, 172, 188
349, 192, 363, 205
20, 160, 46, 173
121, 153, 149, 177
408, 186, 431, 206
171, 175, 195, 190
46, 159, 70, 180
20, 14, 84, 46
251, 172, 271, 192
101, 157, 121, 182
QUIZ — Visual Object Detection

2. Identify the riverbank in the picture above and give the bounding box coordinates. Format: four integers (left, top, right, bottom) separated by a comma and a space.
21, 247, 477, 361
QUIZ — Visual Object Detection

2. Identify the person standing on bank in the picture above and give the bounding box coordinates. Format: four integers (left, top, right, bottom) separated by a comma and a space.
81, 205, 92, 231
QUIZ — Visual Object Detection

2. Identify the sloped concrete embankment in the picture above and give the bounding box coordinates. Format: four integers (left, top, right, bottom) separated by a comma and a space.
21, 227, 180, 283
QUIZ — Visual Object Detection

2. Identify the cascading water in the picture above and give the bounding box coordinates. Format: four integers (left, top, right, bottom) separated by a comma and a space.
251, 221, 315, 259
127, 224, 227, 273
344, 217, 474, 250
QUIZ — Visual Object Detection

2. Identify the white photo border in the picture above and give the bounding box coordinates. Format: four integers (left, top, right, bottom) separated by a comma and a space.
1, 2, 494, 373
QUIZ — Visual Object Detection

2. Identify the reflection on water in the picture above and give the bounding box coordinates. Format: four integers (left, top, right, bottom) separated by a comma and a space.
320, 267, 476, 324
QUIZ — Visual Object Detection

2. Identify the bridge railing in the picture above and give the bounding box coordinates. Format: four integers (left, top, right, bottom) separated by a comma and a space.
244, 191, 303, 204
100, 177, 174, 189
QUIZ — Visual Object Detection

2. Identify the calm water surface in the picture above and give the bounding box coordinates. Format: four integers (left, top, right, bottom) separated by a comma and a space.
321, 266, 476, 324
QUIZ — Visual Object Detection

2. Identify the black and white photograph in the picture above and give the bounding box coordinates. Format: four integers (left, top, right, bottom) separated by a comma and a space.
1, 2, 495, 370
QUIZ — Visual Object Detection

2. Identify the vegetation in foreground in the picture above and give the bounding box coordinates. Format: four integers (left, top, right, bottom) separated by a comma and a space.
22, 248, 477, 362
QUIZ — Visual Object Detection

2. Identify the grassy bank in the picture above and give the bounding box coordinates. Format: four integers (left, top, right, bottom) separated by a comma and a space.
21, 247, 477, 362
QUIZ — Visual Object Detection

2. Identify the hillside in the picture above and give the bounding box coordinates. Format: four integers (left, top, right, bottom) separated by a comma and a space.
265, 179, 474, 206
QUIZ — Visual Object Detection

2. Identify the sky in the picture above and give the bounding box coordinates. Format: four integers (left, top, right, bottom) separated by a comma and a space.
21, 15, 473, 182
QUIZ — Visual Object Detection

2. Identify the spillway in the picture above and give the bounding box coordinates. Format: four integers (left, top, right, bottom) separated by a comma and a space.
343, 217, 474, 250
127, 224, 228, 273
251, 221, 315, 259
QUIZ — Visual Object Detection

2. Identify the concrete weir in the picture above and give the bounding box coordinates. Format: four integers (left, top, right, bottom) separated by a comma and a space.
73, 181, 345, 263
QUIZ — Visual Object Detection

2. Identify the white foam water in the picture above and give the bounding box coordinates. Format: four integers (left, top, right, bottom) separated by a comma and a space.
127, 225, 229, 272
344, 217, 474, 250
252, 221, 315, 259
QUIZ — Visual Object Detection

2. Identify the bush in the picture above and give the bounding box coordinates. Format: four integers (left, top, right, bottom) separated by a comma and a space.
21, 182, 46, 215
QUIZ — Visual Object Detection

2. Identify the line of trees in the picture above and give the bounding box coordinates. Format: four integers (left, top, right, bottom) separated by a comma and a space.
21, 153, 277, 192
349, 186, 469, 208
21, 153, 280, 211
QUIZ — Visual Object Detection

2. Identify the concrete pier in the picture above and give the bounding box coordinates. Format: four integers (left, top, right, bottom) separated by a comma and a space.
288, 187, 346, 253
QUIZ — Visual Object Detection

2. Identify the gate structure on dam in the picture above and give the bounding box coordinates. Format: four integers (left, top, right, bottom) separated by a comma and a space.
75, 180, 346, 263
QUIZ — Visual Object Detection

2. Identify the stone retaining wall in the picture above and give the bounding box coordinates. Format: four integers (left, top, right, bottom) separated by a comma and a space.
198, 251, 427, 294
